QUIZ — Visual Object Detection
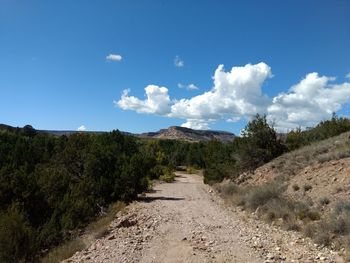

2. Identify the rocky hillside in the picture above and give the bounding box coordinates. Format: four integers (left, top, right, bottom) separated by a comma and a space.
236, 130, 350, 187
139, 126, 235, 142
217, 130, 350, 260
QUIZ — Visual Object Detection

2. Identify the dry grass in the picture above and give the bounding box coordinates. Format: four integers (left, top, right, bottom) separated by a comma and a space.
301, 202, 350, 249
185, 166, 200, 174
241, 182, 284, 211
41, 238, 85, 263
86, 202, 125, 239
216, 132, 350, 256
266, 131, 350, 180
217, 181, 320, 230
217, 180, 332, 252
40, 202, 125, 263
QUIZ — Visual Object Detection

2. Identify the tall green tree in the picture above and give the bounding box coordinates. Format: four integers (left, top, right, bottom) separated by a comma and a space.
238, 114, 286, 171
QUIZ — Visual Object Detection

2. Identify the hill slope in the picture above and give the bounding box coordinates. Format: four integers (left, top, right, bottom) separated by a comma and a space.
217, 131, 350, 260
139, 126, 235, 142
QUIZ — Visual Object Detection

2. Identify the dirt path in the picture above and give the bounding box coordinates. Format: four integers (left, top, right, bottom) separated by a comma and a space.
138, 172, 262, 263
66, 173, 341, 263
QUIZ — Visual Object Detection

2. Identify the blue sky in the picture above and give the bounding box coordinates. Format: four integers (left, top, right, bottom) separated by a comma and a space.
0, 1, 349, 134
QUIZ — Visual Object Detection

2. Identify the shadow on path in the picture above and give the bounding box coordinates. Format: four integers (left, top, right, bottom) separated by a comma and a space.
175, 174, 187, 178
137, 196, 185, 203
145, 189, 162, 193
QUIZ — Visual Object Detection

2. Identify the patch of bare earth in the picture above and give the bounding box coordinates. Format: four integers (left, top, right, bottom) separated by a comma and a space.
286, 158, 350, 207
64, 173, 342, 263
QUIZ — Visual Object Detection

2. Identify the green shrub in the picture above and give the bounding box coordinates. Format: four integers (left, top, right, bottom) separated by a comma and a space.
261, 198, 293, 223
217, 182, 240, 196
288, 114, 350, 148
335, 201, 350, 214
294, 203, 320, 221
159, 172, 175, 183
285, 220, 301, 231
186, 166, 198, 174
0, 127, 180, 261
203, 165, 225, 185
158, 166, 176, 183
306, 210, 321, 221
314, 231, 332, 246
242, 182, 284, 210
0, 206, 36, 263
327, 203, 350, 235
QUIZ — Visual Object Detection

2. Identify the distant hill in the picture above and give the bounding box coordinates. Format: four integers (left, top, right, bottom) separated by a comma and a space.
139, 126, 235, 142
0, 124, 106, 136
0, 124, 235, 142
0, 123, 18, 132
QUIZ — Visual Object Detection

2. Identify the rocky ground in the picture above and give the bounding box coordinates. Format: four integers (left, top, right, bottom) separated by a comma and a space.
64, 172, 345, 263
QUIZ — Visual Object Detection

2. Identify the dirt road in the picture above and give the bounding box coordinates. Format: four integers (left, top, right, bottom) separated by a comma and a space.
66, 173, 340, 263
136, 172, 261, 263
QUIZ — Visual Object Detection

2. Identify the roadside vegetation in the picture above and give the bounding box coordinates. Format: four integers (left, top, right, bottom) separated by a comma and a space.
202, 113, 350, 185
212, 114, 350, 257
0, 126, 202, 262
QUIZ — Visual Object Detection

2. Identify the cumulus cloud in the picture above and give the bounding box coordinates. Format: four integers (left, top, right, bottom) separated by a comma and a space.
106, 54, 122, 62
117, 62, 272, 129
116, 62, 350, 131
181, 119, 211, 130
116, 85, 171, 115
77, 125, 86, 131
174, 56, 184, 67
177, 83, 199, 90
268, 73, 350, 131
170, 63, 271, 123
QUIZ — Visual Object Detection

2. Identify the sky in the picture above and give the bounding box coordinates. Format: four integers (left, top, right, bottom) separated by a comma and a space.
1, 0, 350, 135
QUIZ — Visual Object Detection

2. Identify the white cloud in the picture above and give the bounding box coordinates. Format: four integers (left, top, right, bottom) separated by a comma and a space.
116, 62, 350, 131
77, 125, 86, 131
117, 62, 272, 129
106, 54, 122, 62
116, 85, 171, 115
177, 83, 199, 90
169, 63, 272, 128
346, 72, 350, 79
227, 117, 241, 123
267, 72, 350, 131
174, 56, 184, 67
181, 119, 211, 130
